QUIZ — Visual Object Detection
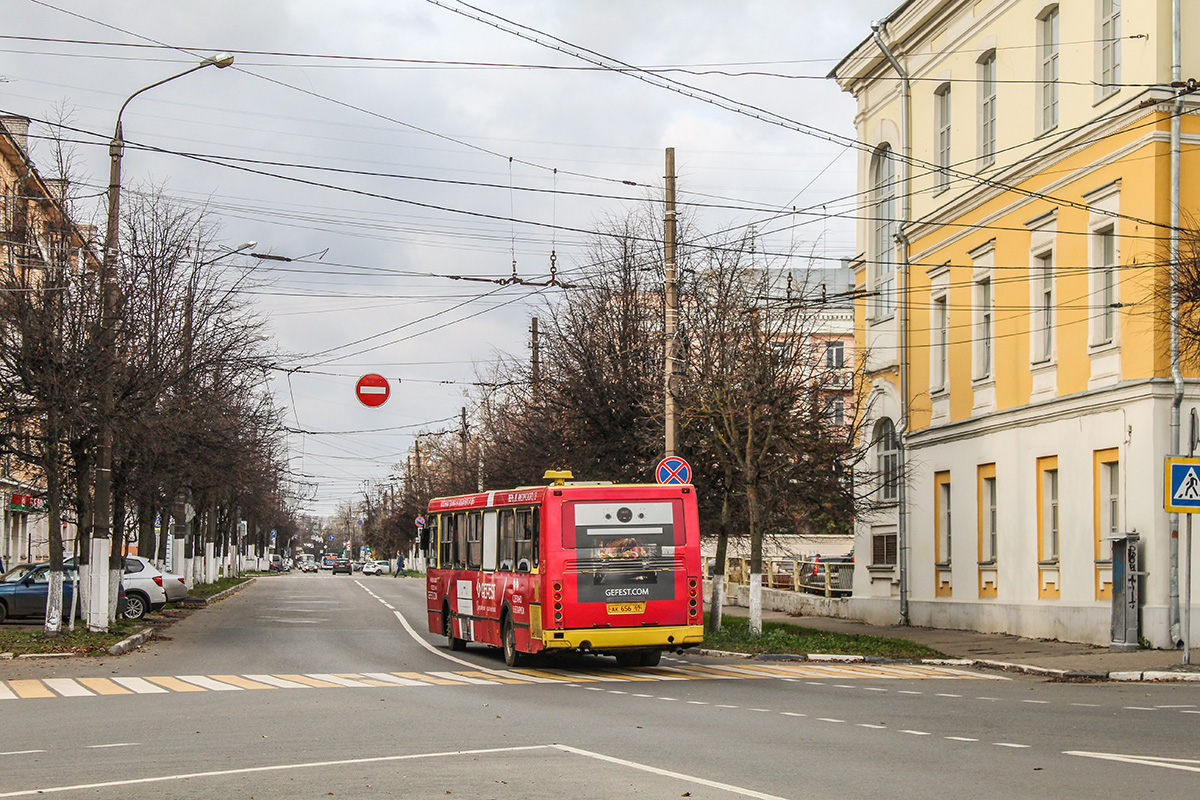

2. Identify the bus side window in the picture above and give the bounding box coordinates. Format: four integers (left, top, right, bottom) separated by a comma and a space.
454, 512, 467, 568
482, 510, 498, 571
497, 509, 515, 572
437, 515, 452, 568
515, 508, 538, 573
466, 512, 482, 570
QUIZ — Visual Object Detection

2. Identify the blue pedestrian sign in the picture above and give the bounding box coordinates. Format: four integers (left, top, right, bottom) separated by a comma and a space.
656, 456, 692, 485
1165, 456, 1200, 513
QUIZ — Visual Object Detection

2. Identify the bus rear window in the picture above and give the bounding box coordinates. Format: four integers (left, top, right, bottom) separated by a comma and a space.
562, 500, 681, 554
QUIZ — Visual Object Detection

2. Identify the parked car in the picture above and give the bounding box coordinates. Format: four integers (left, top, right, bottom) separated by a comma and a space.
159, 568, 188, 602
0, 563, 128, 623
331, 558, 353, 575
361, 560, 389, 576
121, 555, 170, 618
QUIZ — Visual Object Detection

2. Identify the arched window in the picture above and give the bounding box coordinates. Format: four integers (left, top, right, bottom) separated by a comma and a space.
874, 417, 899, 502
871, 146, 896, 318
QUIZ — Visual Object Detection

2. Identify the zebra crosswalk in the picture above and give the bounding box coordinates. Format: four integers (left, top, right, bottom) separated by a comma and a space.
0, 660, 989, 701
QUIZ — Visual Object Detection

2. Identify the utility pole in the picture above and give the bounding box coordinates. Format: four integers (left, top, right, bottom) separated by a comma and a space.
663, 147, 680, 457
530, 316, 540, 402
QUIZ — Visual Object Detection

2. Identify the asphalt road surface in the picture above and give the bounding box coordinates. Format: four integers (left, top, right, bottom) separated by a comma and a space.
1, 573, 1197, 799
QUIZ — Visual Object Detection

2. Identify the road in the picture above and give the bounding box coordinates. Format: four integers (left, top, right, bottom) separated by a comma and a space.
1, 573, 1197, 799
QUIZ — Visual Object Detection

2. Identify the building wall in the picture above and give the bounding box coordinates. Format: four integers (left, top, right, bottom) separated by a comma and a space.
835, 0, 1200, 645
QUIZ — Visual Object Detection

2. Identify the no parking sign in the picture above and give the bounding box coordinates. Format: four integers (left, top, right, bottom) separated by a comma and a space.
656, 456, 692, 485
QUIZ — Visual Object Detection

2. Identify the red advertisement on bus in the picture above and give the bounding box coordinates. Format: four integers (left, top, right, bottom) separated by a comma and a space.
424, 472, 704, 667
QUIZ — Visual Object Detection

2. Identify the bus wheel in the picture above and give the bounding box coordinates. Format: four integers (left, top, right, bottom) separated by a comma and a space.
639, 650, 662, 667
444, 607, 466, 651
614, 652, 641, 668
502, 619, 526, 667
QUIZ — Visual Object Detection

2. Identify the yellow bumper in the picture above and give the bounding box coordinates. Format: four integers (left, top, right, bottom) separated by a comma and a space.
541, 624, 705, 650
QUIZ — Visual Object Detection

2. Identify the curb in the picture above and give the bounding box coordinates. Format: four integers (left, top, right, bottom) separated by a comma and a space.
181, 577, 256, 607
108, 627, 153, 656
696, 649, 1200, 682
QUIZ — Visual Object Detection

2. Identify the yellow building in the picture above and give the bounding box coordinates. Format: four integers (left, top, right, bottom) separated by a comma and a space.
0, 116, 96, 568
832, 0, 1199, 646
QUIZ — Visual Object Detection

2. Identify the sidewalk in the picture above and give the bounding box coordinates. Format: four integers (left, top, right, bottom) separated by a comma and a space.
714, 604, 1200, 681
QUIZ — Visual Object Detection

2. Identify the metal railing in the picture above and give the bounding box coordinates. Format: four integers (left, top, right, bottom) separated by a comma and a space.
721, 556, 853, 598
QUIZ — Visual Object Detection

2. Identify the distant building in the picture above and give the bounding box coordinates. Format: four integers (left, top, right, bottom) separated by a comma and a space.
831, 1, 1199, 646
0, 116, 98, 566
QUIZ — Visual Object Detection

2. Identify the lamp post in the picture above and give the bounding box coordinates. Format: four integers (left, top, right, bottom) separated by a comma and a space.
88, 53, 235, 632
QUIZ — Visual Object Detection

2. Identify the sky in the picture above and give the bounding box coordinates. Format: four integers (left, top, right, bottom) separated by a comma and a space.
0, 0, 898, 516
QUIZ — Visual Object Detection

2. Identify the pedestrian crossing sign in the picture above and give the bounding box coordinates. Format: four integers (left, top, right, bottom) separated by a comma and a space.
1165, 457, 1200, 513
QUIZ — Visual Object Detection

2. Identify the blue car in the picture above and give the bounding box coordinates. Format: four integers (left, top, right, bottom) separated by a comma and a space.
0, 563, 127, 624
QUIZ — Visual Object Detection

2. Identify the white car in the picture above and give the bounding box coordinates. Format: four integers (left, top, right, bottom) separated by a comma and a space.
361, 560, 389, 576
158, 567, 188, 602
121, 555, 169, 619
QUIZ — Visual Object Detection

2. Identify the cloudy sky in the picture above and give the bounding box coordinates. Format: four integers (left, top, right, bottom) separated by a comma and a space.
1, 0, 897, 516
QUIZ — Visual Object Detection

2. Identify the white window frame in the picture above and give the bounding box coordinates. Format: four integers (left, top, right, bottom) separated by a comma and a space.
932, 294, 949, 392
1032, 250, 1055, 364
978, 51, 997, 168
1043, 468, 1060, 562
1100, 0, 1121, 96
825, 340, 845, 369
1086, 181, 1121, 348
982, 474, 998, 563
875, 418, 900, 503
969, 241, 995, 383
935, 83, 952, 192
871, 146, 897, 320
1039, 6, 1060, 132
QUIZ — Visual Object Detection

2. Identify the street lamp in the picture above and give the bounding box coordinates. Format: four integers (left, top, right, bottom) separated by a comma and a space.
88, 53, 235, 632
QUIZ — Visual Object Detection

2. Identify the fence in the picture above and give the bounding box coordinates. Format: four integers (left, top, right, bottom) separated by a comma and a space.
722, 556, 853, 598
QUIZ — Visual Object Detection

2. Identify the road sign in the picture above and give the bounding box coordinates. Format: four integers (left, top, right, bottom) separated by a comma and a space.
415, 515, 426, 528
355, 373, 390, 407
1166, 457, 1200, 513
656, 455, 692, 485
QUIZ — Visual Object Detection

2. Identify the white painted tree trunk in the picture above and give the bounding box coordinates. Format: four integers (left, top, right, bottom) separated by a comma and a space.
45, 571, 63, 635
108, 565, 121, 624
749, 572, 763, 635
173, 536, 187, 582
67, 570, 78, 631
191, 548, 203, 587
708, 577, 724, 631
204, 541, 216, 583
85, 538, 109, 631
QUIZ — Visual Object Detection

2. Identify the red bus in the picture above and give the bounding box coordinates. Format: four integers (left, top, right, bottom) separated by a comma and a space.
423, 471, 704, 667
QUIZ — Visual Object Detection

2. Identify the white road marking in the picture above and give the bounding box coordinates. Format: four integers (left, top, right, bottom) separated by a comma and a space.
780, 712, 806, 717
1066, 751, 1200, 773
936, 693, 962, 698
243, 675, 312, 689
360, 672, 432, 687
307, 674, 372, 688
86, 743, 139, 749
177, 675, 243, 692
1123, 707, 1156, 711
898, 690, 922, 695
0, 744, 554, 798
863, 687, 888, 692
858, 724, 887, 729
818, 718, 844, 723
0, 751, 45, 756
43, 679, 93, 697
554, 744, 793, 800
1071, 703, 1101, 707
994, 743, 1031, 748
110, 677, 167, 694
1020, 700, 1049, 704
0, 684, 16, 701
946, 737, 979, 742
900, 730, 930, 736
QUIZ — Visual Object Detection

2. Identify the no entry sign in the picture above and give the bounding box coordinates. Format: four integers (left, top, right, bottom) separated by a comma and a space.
355, 373, 391, 407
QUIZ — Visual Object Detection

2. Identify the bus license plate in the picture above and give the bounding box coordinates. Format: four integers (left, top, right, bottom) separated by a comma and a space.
606, 602, 645, 615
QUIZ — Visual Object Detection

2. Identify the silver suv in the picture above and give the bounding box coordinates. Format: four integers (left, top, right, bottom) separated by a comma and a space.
122, 555, 169, 619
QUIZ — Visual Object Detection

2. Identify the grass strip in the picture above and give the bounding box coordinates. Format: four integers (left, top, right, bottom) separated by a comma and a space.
0, 620, 140, 657
702, 614, 945, 660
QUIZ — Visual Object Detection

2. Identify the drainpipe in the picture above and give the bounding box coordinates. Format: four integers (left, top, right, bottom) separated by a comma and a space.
1169, 0, 1183, 647
873, 22, 911, 625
